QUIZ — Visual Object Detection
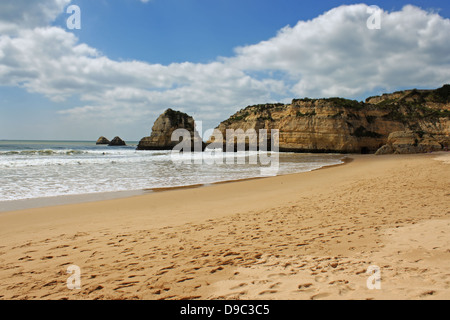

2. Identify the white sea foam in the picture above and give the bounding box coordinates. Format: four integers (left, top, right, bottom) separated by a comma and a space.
0, 141, 344, 203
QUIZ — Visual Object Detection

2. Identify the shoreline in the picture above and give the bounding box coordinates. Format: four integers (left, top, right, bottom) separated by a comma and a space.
0, 154, 350, 213
0, 152, 448, 300
148, 156, 353, 192
0, 190, 147, 214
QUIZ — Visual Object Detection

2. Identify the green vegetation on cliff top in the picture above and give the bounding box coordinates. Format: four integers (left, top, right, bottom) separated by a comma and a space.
221, 85, 449, 124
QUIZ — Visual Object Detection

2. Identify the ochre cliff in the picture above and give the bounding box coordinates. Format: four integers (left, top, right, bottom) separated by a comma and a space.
375, 131, 444, 155
209, 85, 450, 154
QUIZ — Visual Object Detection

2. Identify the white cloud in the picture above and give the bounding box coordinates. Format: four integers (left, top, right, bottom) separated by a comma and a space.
0, 24, 281, 130
0, 3, 449, 138
229, 4, 450, 97
0, 0, 71, 34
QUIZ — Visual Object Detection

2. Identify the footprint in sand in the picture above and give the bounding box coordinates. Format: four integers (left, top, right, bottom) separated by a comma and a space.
419, 290, 436, 298
230, 283, 248, 290
18, 255, 33, 261
314, 275, 328, 283
177, 277, 194, 283
113, 281, 139, 290
268, 272, 287, 278
298, 283, 313, 290
310, 292, 331, 300
259, 290, 278, 295
269, 282, 282, 289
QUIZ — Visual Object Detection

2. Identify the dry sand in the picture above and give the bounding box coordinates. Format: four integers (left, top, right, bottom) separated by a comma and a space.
0, 153, 448, 300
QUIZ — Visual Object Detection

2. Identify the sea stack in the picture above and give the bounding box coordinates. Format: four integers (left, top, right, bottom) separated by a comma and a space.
109, 136, 126, 146
96, 136, 110, 145
137, 108, 205, 151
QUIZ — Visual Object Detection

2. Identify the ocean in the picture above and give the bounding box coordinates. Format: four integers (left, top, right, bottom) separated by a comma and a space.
0, 140, 345, 206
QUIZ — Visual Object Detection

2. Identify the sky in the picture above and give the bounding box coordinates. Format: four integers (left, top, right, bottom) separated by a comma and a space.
0, 0, 449, 141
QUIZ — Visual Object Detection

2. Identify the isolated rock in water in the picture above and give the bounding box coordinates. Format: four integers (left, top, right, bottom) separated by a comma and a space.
109, 136, 126, 146
375, 131, 443, 155
96, 136, 110, 145
137, 108, 205, 151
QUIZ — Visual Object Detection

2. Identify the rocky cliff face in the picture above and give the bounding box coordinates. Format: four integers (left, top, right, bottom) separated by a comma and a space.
137, 108, 205, 151
375, 131, 444, 155
210, 85, 450, 154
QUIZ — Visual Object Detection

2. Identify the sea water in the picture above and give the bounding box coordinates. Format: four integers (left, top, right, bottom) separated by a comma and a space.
0, 140, 344, 204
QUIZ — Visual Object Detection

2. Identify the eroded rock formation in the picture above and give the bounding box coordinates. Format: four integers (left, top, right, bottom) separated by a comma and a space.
137, 108, 205, 151
375, 131, 447, 155
109, 136, 126, 146
96, 136, 110, 145
209, 85, 449, 154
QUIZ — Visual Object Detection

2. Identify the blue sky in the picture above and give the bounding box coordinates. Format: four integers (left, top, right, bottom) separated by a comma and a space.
0, 0, 449, 140
57, 0, 450, 64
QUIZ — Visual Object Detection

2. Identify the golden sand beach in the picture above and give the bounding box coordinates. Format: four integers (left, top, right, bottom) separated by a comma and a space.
0, 153, 448, 300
